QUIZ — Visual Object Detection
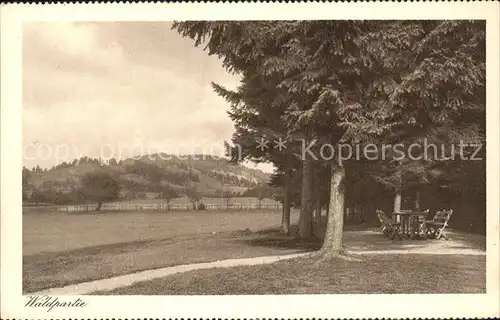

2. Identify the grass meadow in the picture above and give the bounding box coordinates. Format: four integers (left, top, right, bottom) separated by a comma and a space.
23, 208, 302, 292
23, 207, 291, 255
99, 254, 486, 294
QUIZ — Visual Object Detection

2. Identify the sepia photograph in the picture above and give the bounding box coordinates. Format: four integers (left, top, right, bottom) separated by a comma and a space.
21, 18, 488, 294
1, 2, 499, 319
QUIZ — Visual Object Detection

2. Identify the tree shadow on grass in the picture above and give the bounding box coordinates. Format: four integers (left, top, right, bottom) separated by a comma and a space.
236, 223, 384, 252
343, 233, 432, 252
239, 222, 387, 252
233, 225, 322, 251
23, 238, 164, 261
237, 237, 323, 251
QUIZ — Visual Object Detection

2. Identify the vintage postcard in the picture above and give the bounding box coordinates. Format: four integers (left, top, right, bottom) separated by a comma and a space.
1, 2, 499, 319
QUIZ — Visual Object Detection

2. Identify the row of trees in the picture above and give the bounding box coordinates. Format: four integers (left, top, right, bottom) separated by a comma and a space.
172, 20, 485, 256
24, 170, 279, 210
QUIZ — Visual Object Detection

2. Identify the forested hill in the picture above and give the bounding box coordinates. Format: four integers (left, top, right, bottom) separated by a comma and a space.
23, 154, 271, 201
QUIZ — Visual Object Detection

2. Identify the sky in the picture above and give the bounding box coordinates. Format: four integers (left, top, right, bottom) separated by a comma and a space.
22, 22, 274, 173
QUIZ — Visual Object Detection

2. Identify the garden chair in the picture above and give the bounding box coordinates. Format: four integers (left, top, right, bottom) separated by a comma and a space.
376, 209, 402, 240
425, 209, 453, 240
376, 209, 391, 235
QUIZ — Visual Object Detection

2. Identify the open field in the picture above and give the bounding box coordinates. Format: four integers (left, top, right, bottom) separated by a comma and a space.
99, 254, 486, 295
23, 229, 314, 293
23, 209, 301, 292
23, 209, 298, 255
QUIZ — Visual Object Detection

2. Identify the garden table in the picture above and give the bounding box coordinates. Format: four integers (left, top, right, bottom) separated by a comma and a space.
392, 210, 429, 239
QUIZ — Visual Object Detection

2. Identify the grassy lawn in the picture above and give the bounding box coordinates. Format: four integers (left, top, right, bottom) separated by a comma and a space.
23, 209, 298, 255
23, 210, 303, 293
23, 230, 316, 293
97, 254, 486, 295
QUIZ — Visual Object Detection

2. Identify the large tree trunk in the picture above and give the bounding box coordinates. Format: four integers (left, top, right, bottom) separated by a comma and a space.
320, 163, 345, 257
298, 155, 314, 239
281, 154, 292, 235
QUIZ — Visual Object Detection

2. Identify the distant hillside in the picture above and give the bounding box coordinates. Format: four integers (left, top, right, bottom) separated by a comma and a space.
23, 154, 272, 202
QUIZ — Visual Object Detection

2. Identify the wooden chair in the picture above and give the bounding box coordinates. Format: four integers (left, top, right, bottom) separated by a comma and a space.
425, 209, 453, 240
376, 209, 391, 235
376, 209, 401, 240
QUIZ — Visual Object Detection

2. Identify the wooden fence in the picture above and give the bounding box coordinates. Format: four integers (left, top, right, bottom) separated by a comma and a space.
57, 202, 283, 213
23, 204, 61, 213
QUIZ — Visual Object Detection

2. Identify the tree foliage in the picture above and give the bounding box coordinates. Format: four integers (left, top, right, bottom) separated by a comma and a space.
173, 20, 486, 243
80, 172, 120, 211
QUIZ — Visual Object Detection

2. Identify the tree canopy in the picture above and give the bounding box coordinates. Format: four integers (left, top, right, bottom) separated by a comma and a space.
173, 20, 486, 252
81, 172, 120, 211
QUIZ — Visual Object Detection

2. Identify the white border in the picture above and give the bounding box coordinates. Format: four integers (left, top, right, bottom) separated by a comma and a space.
1, 2, 499, 319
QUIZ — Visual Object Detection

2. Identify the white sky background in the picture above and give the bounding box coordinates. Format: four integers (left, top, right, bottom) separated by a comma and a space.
22, 22, 274, 173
